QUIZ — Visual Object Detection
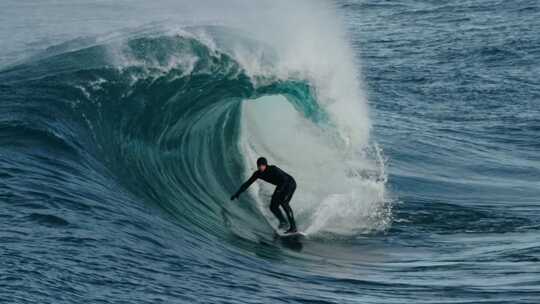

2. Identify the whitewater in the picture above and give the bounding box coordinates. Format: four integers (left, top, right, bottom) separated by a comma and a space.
1, 0, 539, 303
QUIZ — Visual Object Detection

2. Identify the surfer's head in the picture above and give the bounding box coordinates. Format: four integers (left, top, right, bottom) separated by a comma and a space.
257, 157, 267, 172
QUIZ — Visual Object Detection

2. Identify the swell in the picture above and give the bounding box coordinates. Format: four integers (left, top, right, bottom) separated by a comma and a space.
0, 31, 331, 242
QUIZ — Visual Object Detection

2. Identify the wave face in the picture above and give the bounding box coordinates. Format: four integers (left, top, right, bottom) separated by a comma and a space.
1, 27, 388, 235
1, 0, 539, 303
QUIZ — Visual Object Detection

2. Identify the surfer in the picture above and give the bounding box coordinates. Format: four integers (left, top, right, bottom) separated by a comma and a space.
230, 157, 297, 233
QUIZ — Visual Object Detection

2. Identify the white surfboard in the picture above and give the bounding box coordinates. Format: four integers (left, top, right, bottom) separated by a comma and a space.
275, 230, 306, 239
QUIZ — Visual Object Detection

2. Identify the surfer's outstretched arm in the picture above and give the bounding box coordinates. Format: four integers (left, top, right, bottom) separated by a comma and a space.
231, 172, 258, 200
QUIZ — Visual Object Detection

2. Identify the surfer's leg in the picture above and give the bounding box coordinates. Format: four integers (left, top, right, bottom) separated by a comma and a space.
270, 190, 287, 228
281, 181, 297, 232
281, 203, 296, 232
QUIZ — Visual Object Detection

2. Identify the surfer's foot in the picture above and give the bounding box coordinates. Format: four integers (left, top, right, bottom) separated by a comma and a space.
278, 221, 288, 230
285, 227, 297, 234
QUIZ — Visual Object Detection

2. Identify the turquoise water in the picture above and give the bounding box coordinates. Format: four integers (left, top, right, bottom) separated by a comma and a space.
1, 1, 539, 303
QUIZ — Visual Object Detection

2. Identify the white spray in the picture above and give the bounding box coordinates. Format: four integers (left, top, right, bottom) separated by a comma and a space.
212, 1, 393, 237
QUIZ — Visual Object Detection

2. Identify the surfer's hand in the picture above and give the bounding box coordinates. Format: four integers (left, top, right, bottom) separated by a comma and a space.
230, 194, 238, 201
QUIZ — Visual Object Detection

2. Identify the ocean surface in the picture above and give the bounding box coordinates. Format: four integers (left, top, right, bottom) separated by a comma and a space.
1, 0, 539, 303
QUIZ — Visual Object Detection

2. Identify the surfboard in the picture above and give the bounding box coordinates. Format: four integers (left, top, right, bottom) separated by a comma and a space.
275, 231, 306, 239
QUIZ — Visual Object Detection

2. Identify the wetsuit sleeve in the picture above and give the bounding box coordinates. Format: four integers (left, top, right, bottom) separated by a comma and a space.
233, 171, 259, 198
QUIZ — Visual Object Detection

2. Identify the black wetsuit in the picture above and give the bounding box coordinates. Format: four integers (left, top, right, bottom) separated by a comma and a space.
233, 165, 297, 230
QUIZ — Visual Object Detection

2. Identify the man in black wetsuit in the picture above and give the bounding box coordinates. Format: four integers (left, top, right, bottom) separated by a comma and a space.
230, 157, 297, 233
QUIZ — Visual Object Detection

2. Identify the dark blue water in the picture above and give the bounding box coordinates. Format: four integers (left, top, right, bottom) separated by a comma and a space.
1, 1, 539, 303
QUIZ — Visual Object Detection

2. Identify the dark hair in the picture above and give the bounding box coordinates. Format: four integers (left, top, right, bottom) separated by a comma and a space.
256, 157, 267, 166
